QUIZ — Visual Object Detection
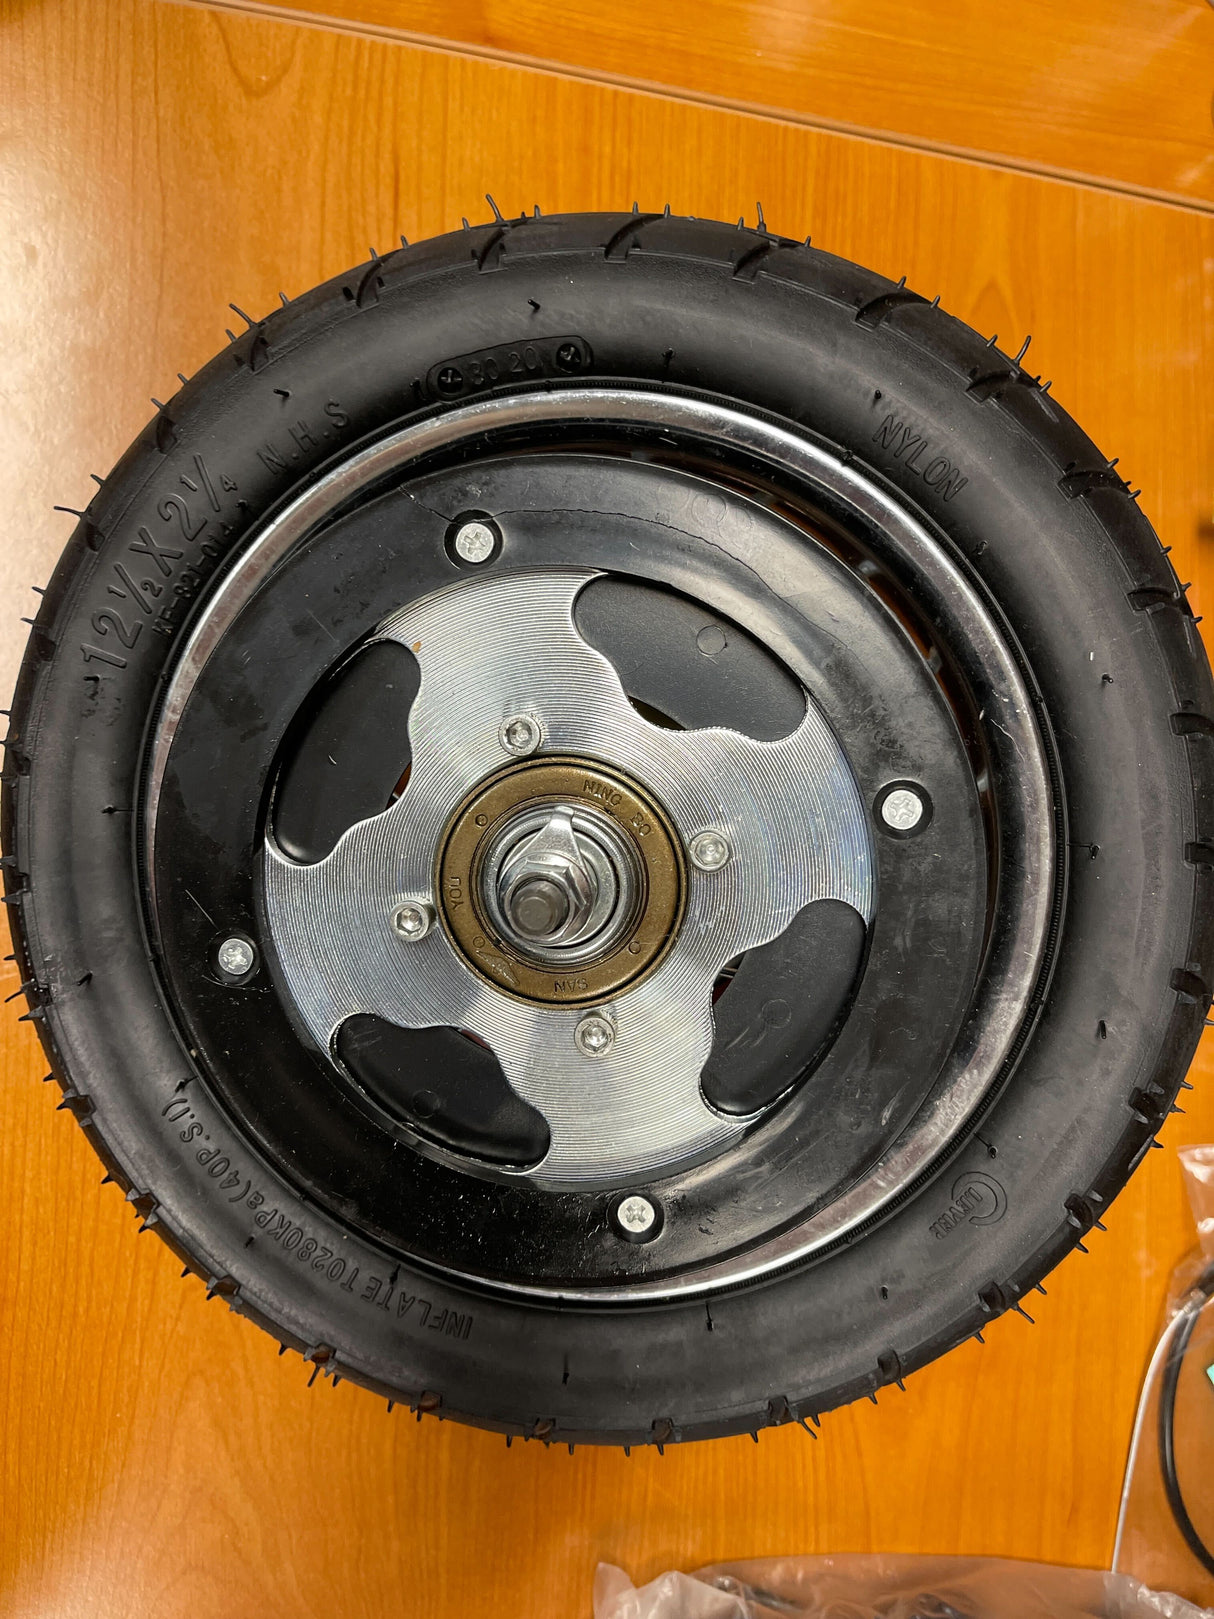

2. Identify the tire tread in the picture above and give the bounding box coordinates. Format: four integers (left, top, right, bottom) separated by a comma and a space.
5, 208, 1212, 1446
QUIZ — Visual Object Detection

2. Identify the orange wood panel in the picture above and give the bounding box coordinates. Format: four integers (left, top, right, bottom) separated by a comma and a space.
1, 1, 1213, 1614
214, 0, 1214, 209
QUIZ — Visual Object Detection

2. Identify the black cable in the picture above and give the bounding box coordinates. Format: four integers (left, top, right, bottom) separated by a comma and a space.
1157, 1272, 1214, 1579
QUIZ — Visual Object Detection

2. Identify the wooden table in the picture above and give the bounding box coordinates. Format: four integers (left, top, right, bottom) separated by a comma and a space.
1, 3, 1212, 1613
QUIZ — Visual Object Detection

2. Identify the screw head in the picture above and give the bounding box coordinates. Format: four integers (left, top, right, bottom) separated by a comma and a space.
452, 519, 497, 565
878, 784, 929, 834
689, 830, 731, 871
614, 1193, 660, 1241
574, 1012, 615, 1057
217, 936, 256, 978
393, 901, 435, 940
500, 714, 542, 756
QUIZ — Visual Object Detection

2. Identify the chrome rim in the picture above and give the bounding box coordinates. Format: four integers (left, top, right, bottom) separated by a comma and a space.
145, 388, 1056, 1299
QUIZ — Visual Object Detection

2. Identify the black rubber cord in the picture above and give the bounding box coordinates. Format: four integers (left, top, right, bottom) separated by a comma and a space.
1157, 1273, 1214, 1578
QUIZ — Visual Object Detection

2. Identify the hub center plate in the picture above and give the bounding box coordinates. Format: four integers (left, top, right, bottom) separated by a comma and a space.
263, 567, 874, 1185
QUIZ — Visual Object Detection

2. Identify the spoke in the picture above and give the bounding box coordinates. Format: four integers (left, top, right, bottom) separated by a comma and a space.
264, 569, 873, 1182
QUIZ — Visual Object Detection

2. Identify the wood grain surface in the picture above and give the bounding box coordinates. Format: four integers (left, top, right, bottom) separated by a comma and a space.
1, 2, 1213, 1614
216, 0, 1214, 209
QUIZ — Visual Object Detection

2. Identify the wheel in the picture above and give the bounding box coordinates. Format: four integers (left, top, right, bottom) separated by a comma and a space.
6, 210, 1212, 1447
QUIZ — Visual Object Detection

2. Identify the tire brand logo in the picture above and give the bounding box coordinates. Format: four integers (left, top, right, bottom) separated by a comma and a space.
872, 412, 969, 502
929, 1171, 1007, 1239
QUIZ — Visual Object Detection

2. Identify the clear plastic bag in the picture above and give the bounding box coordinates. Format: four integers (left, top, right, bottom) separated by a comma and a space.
1179, 1146, 1214, 1261
595, 1148, 1214, 1619
1113, 1146, 1214, 1608
594, 1556, 1207, 1619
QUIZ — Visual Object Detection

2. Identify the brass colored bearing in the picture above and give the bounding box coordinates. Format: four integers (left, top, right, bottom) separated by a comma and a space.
437, 756, 685, 1006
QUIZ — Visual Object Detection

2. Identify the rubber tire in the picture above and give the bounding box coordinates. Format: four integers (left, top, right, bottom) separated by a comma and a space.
6, 211, 1213, 1447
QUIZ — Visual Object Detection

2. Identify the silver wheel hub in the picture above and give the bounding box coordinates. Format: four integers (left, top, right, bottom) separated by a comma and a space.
263, 568, 875, 1186
148, 387, 1056, 1295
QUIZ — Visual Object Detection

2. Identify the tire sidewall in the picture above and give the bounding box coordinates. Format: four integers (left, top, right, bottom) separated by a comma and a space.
8, 216, 1210, 1440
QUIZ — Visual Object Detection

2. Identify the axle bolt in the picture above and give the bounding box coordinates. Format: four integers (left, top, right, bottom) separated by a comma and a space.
689, 830, 731, 871
500, 714, 542, 756
393, 901, 435, 941
574, 1012, 615, 1058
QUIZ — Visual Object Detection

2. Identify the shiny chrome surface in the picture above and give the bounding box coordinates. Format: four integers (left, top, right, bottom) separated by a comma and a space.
262, 568, 875, 1186
147, 389, 1054, 1297
481, 801, 642, 962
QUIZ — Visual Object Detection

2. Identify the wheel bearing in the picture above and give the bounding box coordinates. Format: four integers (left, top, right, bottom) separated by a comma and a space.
436, 756, 686, 1006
